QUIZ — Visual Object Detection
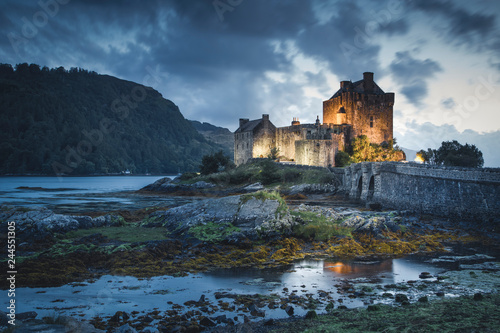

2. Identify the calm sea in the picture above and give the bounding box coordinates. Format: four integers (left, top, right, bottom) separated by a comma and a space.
0, 176, 184, 213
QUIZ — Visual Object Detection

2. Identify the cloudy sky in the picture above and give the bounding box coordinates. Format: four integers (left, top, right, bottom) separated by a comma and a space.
2, 0, 500, 166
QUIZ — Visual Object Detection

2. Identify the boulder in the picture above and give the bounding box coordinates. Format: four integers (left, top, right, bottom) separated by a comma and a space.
0, 207, 124, 243
287, 183, 338, 195
147, 193, 290, 237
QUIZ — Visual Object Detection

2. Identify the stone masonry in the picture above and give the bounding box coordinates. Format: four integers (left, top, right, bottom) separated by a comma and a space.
234, 72, 394, 167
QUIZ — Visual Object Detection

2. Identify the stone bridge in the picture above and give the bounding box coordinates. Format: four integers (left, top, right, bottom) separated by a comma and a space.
342, 162, 500, 222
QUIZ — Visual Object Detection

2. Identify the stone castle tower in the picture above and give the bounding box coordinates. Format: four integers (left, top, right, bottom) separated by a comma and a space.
234, 72, 395, 167
323, 72, 394, 145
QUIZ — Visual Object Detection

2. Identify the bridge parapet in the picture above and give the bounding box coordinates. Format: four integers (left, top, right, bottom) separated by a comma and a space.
343, 162, 500, 222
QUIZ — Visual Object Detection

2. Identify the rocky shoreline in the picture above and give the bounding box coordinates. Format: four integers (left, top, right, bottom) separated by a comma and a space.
1, 176, 499, 332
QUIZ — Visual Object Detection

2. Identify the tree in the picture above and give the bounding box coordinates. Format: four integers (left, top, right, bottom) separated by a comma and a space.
199, 150, 234, 175
433, 140, 483, 168
416, 149, 435, 164
267, 147, 280, 160
335, 151, 352, 167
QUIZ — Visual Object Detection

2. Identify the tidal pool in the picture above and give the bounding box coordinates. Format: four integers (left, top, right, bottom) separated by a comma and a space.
13, 254, 496, 323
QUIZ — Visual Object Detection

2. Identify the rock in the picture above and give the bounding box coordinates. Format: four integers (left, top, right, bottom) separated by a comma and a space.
140, 177, 215, 193
419, 272, 433, 279
199, 317, 216, 327
305, 310, 318, 319
263, 318, 274, 326
198, 294, 206, 303
17, 311, 38, 320
418, 296, 428, 303
242, 183, 264, 192
436, 291, 445, 297
473, 293, 483, 301
367, 304, 381, 311
325, 302, 335, 311
215, 315, 227, 323
459, 262, 500, 271
395, 294, 408, 303
148, 193, 289, 237
114, 324, 138, 333
285, 305, 294, 316
0, 207, 123, 243
288, 183, 338, 195
110, 311, 129, 323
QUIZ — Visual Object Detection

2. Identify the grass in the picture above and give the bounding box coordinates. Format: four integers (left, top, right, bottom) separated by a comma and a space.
292, 211, 353, 241
241, 190, 289, 217
62, 226, 169, 243
270, 293, 500, 333
188, 222, 240, 243
178, 160, 339, 187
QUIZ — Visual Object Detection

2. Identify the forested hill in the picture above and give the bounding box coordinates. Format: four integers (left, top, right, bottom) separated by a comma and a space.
0, 63, 225, 175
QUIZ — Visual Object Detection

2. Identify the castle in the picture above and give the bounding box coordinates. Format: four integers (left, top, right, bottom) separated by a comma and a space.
234, 72, 395, 167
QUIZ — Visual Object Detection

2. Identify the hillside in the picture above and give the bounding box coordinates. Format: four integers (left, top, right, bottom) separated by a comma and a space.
0, 63, 224, 175
189, 120, 234, 157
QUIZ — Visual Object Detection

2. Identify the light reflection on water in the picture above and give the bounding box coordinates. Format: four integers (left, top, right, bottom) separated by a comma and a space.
12, 257, 447, 320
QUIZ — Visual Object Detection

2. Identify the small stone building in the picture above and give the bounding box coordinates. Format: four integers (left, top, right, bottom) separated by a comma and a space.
234, 72, 394, 167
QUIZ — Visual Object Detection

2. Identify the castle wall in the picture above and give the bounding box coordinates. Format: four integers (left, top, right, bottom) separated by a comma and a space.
295, 140, 337, 167
323, 92, 394, 145
252, 125, 275, 158
234, 131, 254, 165
345, 162, 500, 222
276, 126, 304, 161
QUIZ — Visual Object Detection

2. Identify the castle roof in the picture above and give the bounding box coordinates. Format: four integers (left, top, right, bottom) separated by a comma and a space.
235, 119, 262, 133
329, 77, 386, 99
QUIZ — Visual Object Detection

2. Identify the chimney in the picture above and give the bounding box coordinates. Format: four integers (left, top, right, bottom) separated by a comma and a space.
291, 117, 300, 126
239, 118, 249, 128
363, 72, 374, 93
340, 81, 350, 89
262, 114, 269, 121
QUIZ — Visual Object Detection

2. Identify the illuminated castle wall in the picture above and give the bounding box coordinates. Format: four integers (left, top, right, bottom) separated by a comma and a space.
234, 72, 394, 167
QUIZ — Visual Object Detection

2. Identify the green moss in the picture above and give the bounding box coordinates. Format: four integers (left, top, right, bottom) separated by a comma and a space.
188, 222, 240, 243
63, 226, 169, 243
292, 211, 353, 241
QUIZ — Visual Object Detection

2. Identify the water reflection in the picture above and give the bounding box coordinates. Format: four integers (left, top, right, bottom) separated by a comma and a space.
323, 260, 393, 276
9, 257, 458, 320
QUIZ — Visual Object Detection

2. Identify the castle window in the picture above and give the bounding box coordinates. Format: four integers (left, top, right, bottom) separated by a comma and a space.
370, 116, 374, 128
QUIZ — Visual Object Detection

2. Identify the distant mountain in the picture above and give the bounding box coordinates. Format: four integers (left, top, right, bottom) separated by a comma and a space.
189, 120, 234, 158
0, 63, 225, 175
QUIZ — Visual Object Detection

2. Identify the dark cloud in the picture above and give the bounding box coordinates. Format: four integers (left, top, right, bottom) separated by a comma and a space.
412, 0, 500, 61
296, 0, 384, 79
441, 97, 456, 109
389, 51, 442, 106
376, 19, 409, 36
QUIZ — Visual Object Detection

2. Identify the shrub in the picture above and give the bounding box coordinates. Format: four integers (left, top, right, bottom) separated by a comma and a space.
335, 151, 352, 167
259, 160, 281, 185
283, 168, 302, 182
